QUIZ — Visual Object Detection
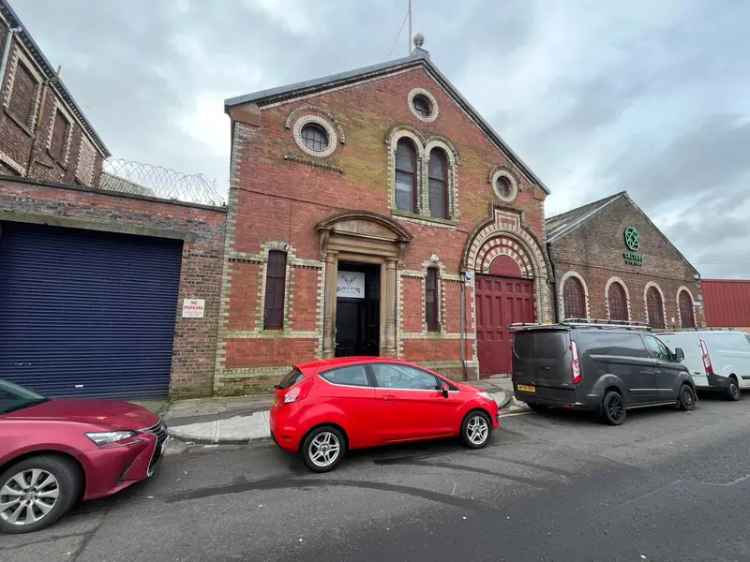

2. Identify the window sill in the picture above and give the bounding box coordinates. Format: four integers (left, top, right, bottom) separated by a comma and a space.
391, 209, 458, 227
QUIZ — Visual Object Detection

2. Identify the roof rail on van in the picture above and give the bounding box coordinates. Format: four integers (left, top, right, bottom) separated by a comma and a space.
562, 318, 651, 330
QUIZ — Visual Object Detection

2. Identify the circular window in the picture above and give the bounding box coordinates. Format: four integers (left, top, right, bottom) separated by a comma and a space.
491, 169, 519, 203
292, 115, 338, 158
408, 88, 439, 122
300, 123, 329, 153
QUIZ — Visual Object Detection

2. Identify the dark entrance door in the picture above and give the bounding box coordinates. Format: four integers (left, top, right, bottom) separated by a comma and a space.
476, 274, 535, 376
335, 262, 380, 357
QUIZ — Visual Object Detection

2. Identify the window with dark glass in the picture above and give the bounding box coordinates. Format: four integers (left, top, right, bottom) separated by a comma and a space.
608, 282, 628, 321
643, 335, 671, 361
679, 291, 695, 328
496, 176, 513, 199
395, 139, 417, 212
49, 111, 70, 162
321, 366, 370, 387
8, 62, 38, 129
300, 123, 329, 153
425, 267, 440, 331
371, 364, 440, 390
563, 277, 586, 319
412, 94, 432, 118
428, 149, 449, 219
647, 287, 665, 329
263, 251, 287, 329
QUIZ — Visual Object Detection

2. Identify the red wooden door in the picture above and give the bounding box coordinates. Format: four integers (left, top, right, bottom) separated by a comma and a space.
476, 274, 535, 376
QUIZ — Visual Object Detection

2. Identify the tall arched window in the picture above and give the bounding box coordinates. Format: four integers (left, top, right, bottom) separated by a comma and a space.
425, 267, 440, 332
428, 148, 449, 219
264, 250, 287, 329
679, 290, 695, 328
563, 277, 586, 319
608, 281, 628, 321
395, 139, 417, 212
647, 286, 665, 329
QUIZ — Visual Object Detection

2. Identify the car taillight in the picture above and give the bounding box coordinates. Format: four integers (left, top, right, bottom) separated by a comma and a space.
571, 340, 582, 384
283, 386, 301, 404
699, 339, 714, 376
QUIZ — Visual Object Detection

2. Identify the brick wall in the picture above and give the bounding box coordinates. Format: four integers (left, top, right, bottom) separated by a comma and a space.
0, 176, 226, 398
549, 195, 704, 328
218, 63, 550, 391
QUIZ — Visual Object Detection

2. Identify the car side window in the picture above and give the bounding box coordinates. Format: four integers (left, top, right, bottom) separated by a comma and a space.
321, 365, 370, 387
371, 364, 440, 390
644, 335, 671, 361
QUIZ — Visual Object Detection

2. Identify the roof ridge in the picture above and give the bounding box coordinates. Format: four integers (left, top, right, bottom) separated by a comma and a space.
545, 190, 626, 223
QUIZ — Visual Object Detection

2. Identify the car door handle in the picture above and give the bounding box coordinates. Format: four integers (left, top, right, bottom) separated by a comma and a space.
383, 394, 398, 400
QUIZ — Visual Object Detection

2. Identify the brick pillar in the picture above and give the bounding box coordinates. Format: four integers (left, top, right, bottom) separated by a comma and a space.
383, 257, 398, 357
322, 251, 338, 358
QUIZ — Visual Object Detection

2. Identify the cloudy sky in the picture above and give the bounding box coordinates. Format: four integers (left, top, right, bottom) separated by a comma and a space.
11, 0, 750, 278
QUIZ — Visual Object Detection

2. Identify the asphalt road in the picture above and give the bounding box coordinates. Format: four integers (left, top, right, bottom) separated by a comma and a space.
4, 394, 750, 562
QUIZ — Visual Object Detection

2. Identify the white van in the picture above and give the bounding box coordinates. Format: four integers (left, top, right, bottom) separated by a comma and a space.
659, 330, 750, 401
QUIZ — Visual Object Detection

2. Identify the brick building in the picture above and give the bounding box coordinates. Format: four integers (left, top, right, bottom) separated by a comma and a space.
702, 279, 750, 332
216, 40, 554, 392
546, 191, 704, 329
0, 0, 226, 400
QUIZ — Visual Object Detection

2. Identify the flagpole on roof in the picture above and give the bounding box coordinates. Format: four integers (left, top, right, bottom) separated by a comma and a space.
408, 0, 413, 54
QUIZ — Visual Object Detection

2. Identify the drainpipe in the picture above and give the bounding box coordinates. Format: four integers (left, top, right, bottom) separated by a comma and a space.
546, 241, 560, 322
459, 272, 468, 380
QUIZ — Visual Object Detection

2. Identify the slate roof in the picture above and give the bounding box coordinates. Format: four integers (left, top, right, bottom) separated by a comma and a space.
224, 48, 549, 194
0, 0, 109, 156
545, 191, 627, 242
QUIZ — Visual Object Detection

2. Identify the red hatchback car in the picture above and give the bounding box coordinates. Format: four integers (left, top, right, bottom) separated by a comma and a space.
270, 357, 499, 472
0, 379, 167, 534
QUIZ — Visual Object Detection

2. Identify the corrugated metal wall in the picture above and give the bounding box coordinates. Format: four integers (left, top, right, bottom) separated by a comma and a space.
703, 279, 750, 328
0, 221, 182, 399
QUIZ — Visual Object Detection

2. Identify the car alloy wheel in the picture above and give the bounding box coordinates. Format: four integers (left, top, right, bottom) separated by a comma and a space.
602, 391, 626, 425
0, 469, 60, 528
461, 411, 492, 449
301, 426, 346, 473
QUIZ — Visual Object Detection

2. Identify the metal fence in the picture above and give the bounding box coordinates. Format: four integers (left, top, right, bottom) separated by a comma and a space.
100, 158, 225, 207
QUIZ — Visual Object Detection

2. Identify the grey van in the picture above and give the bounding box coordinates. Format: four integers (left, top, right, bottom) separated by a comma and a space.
511, 322, 697, 425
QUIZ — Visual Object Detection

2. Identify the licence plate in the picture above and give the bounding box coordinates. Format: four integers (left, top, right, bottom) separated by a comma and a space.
516, 384, 536, 393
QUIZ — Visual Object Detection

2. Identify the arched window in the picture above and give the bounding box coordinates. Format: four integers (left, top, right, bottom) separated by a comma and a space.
263, 251, 287, 329
563, 277, 586, 319
425, 267, 440, 332
647, 286, 665, 329
679, 290, 695, 328
608, 281, 628, 321
395, 139, 417, 213
428, 148, 449, 219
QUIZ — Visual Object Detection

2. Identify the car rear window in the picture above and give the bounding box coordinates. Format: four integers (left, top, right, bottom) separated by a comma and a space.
514, 331, 569, 360
277, 369, 304, 389
321, 365, 370, 387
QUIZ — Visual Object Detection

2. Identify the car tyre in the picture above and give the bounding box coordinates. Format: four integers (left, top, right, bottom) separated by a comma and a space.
0, 455, 81, 534
601, 391, 626, 426
461, 411, 492, 449
301, 426, 346, 473
726, 376, 741, 401
677, 384, 697, 411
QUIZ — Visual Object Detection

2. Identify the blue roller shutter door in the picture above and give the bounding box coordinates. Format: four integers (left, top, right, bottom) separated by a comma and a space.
0, 221, 182, 399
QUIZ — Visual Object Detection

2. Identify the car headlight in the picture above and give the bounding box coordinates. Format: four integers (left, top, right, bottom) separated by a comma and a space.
86, 431, 137, 446
478, 391, 493, 401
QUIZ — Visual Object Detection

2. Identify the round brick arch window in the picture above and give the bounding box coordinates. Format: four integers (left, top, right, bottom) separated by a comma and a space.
608, 282, 628, 321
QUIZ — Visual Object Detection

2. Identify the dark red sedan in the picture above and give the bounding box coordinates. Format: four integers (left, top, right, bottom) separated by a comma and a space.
0, 379, 167, 534
270, 357, 499, 472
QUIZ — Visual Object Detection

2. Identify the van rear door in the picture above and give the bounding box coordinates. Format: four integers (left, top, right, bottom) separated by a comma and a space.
512, 329, 573, 401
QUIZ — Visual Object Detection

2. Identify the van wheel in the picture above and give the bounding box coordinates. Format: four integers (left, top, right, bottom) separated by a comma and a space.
726, 377, 741, 401
301, 426, 346, 473
601, 391, 626, 425
678, 385, 697, 411
461, 411, 492, 449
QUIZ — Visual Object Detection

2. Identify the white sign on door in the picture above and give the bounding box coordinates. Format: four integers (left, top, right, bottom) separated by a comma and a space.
337, 271, 365, 299
182, 298, 205, 318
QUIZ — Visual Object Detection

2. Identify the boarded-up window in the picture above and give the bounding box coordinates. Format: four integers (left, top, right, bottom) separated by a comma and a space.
608, 282, 628, 321
395, 139, 417, 212
425, 267, 440, 331
428, 149, 449, 219
563, 277, 586, 319
647, 286, 665, 329
679, 290, 695, 328
50, 110, 70, 162
263, 251, 287, 329
8, 61, 39, 129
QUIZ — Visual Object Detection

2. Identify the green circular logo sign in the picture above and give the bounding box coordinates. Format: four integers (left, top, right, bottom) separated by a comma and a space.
624, 226, 640, 251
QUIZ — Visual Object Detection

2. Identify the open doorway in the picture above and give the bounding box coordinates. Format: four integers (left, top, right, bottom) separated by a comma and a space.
335, 262, 380, 357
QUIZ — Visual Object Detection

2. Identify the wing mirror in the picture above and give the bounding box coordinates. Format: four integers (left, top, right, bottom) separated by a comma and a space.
439, 382, 450, 398
673, 347, 685, 362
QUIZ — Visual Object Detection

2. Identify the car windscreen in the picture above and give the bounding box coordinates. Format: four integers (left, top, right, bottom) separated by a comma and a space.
277, 369, 304, 389
514, 330, 569, 360
0, 379, 48, 415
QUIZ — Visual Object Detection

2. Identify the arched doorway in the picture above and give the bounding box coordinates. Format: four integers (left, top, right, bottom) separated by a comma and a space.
646, 285, 665, 329
463, 209, 552, 376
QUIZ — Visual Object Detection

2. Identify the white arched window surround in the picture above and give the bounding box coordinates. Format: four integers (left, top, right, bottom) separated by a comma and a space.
423, 138, 457, 219
558, 270, 590, 320
676, 286, 696, 327
604, 276, 631, 321
643, 281, 667, 327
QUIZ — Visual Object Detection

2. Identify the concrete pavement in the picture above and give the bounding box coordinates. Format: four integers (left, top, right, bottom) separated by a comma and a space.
164, 375, 524, 444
